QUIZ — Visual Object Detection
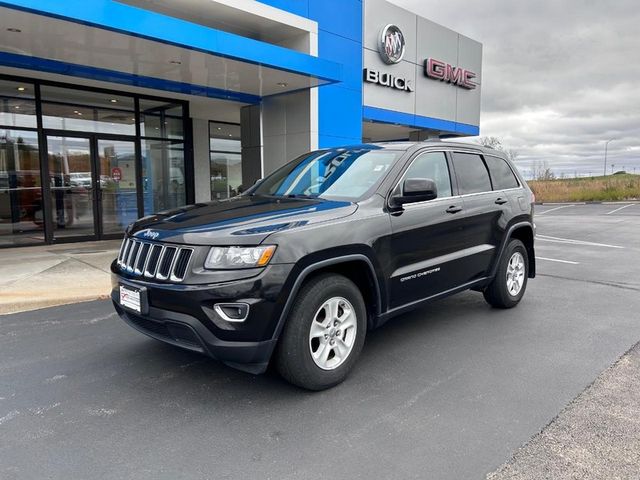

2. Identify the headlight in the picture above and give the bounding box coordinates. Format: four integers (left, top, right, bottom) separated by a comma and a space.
204, 245, 276, 269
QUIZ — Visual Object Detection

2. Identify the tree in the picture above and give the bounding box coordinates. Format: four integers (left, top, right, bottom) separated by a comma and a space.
476, 136, 503, 149
504, 148, 519, 163
532, 160, 555, 181
475, 136, 519, 163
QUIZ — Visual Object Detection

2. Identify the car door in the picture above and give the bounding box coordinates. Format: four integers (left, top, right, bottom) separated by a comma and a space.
483, 154, 522, 211
450, 151, 507, 281
388, 150, 466, 309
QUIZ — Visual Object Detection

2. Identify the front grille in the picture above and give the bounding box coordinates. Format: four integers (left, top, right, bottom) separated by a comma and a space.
117, 237, 193, 282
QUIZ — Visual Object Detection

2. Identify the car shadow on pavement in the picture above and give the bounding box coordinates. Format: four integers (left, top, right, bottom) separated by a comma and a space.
107, 290, 505, 403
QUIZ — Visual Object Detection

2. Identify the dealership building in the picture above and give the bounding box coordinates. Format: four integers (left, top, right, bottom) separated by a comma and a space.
0, 0, 482, 247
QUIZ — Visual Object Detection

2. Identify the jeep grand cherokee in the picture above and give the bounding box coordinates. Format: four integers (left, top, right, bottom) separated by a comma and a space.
112, 142, 535, 390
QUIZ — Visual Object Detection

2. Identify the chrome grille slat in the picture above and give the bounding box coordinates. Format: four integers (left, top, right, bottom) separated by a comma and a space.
170, 248, 194, 282
126, 241, 140, 271
117, 237, 128, 265
116, 238, 193, 282
157, 246, 178, 280
144, 245, 163, 278
134, 243, 150, 274
119, 238, 133, 267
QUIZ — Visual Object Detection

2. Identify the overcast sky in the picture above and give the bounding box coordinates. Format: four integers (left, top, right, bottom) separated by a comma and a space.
389, 0, 640, 178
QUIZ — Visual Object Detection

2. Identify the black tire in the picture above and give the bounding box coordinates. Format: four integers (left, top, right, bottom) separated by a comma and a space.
483, 239, 528, 309
276, 273, 367, 391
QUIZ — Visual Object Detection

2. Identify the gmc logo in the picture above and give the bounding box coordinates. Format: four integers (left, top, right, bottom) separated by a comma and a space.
424, 58, 477, 90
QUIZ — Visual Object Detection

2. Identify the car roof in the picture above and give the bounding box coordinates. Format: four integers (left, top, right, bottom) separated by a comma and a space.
327, 141, 505, 157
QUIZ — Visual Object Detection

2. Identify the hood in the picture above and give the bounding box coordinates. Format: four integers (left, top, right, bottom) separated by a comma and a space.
129, 195, 358, 245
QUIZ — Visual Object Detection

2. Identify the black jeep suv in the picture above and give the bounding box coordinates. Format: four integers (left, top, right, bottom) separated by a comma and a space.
112, 141, 535, 390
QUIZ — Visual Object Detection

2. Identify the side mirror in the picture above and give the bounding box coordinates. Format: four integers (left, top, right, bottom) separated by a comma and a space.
393, 178, 438, 206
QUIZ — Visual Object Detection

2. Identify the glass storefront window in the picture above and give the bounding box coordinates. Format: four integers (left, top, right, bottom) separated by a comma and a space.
41, 85, 136, 135
0, 79, 37, 129
42, 103, 136, 135
0, 129, 44, 246
140, 114, 183, 139
211, 153, 242, 199
0, 75, 190, 245
140, 99, 184, 139
210, 122, 242, 200
40, 86, 135, 110
142, 139, 185, 214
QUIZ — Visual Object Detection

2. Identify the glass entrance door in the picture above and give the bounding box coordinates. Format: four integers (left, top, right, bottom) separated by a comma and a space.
47, 136, 95, 239
46, 135, 138, 241
97, 139, 138, 236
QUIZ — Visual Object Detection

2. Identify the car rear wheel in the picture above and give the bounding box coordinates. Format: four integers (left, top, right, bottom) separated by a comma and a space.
483, 239, 528, 308
276, 273, 366, 390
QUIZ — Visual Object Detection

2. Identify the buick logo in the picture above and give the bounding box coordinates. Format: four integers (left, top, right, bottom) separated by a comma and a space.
378, 24, 406, 64
143, 230, 159, 240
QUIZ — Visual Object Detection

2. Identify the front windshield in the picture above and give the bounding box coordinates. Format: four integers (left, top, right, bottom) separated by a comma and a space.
250, 148, 401, 200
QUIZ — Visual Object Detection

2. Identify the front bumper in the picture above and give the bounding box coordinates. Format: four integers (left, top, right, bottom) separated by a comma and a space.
111, 262, 294, 374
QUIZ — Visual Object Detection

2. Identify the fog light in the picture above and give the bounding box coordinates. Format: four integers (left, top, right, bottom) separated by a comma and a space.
214, 303, 249, 322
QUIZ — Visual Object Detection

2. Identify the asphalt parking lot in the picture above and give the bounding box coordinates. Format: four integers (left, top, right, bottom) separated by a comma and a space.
1, 203, 639, 480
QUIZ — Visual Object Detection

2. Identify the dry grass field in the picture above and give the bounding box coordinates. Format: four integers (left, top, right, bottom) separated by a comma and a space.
528, 174, 640, 203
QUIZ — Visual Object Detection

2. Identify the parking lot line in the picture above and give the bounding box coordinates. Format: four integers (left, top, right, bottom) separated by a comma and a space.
537, 205, 574, 215
535, 256, 580, 265
606, 204, 635, 215
537, 234, 624, 249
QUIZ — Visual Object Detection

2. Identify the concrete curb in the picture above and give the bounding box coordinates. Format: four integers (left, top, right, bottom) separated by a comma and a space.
0, 294, 111, 315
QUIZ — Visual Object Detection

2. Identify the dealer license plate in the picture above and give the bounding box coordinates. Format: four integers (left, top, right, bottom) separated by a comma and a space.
119, 285, 141, 313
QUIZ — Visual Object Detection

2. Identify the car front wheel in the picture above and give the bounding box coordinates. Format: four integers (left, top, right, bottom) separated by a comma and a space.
276, 273, 366, 390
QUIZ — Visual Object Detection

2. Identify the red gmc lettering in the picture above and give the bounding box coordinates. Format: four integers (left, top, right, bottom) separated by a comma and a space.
426, 58, 446, 80
445, 64, 463, 84
462, 70, 477, 89
424, 58, 477, 89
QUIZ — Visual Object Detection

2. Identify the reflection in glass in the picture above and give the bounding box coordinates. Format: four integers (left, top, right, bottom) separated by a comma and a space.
209, 121, 242, 200
140, 114, 183, 139
40, 86, 135, 110
140, 99, 183, 139
0, 79, 37, 128
0, 129, 43, 246
210, 153, 242, 200
141, 140, 186, 214
40, 84, 135, 135
42, 102, 136, 135
97, 140, 138, 235
47, 136, 95, 238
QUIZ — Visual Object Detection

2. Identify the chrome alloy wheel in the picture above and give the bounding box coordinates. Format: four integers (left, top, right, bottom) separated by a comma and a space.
506, 252, 526, 296
308, 296, 357, 370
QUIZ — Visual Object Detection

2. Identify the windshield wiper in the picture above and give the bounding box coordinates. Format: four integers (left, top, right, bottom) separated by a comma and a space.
286, 193, 317, 199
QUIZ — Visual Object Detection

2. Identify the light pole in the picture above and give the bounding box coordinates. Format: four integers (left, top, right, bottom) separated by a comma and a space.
603, 139, 614, 176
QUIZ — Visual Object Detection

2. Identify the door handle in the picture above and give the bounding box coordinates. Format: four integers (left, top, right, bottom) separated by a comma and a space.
495, 198, 508, 205
446, 205, 463, 214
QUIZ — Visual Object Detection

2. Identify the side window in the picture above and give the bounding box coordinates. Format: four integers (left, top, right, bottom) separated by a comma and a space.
403, 151, 452, 198
484, 156, 520, 190
451, 152, 492, 195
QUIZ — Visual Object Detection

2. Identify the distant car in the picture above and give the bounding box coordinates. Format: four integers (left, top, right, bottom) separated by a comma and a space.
112, 142, 536, 390
68, 172, 92, 188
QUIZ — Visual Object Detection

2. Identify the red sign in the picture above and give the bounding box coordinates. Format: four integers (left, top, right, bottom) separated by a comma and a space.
424, 58, 477, 90
111, 167, 122, 183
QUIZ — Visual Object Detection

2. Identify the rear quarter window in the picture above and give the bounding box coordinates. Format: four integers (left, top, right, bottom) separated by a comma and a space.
484, 156, 520, 190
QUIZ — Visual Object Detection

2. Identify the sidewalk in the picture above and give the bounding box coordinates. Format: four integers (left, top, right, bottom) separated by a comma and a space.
0, 240, 120, 314
488, 341, 640, 479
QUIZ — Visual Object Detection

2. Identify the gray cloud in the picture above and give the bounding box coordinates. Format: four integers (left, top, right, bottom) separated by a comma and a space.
389, 0, 640, 177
